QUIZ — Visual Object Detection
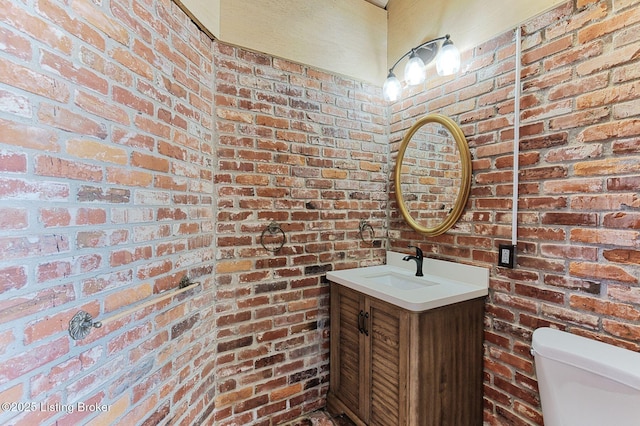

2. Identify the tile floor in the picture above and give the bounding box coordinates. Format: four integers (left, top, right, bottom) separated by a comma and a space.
292, 410, 356, 426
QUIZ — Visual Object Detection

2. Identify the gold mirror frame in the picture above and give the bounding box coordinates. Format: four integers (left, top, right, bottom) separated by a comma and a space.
394, 113, 472, 237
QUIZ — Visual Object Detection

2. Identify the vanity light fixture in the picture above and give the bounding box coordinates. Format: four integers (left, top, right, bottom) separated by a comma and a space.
383, 34, 461, 102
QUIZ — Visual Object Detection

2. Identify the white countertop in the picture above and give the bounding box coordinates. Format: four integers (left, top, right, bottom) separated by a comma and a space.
326, 251, 489, 312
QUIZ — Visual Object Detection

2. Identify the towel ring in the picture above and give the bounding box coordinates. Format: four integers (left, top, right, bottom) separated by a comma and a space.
260, 222, 285, 252
359, 219, 375, 244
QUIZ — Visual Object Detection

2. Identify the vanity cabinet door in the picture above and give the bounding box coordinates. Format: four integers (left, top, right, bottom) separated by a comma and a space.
329, 284, 368, 422
366, 296, 410, 426
329, 283, 411, 425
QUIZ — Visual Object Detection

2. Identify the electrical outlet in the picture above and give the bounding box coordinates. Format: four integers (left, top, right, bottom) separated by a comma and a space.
498, 244, 516, 268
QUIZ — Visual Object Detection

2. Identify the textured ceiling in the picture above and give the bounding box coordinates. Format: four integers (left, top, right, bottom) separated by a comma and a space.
365, 0, 388, 9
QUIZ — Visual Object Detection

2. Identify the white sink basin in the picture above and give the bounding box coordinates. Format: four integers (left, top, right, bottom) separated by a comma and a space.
326, 251, 489, 312
363, 271, 437, 290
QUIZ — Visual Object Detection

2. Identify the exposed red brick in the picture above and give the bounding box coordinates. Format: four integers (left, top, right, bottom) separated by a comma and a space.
570, 228, 639, 247
0, 337, 69, 382
2, 0, 640, 425
42, 50, 109, 95
569, 261, 638, 284
603, 319, 640, 341
578, 6, 640, 44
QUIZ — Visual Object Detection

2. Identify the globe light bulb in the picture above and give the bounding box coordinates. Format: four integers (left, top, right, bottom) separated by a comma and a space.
383, 72, 402, 102
436, 39, 460, 76
404, 52, 425, 86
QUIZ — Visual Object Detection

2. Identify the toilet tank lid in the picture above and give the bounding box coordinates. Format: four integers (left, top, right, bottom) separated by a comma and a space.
532, 327, 640, 390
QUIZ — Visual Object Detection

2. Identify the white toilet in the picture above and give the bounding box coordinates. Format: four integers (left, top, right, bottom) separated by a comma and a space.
531, 327, 640, 426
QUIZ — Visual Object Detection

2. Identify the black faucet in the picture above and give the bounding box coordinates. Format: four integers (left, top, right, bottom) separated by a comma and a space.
403, 245, 424, 277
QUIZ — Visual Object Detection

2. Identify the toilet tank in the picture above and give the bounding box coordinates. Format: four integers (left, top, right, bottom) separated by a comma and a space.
531, 327, 640, 426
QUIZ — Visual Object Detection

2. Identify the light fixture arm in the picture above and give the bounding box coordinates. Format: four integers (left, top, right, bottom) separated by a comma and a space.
387, 35, 450, 74
382, 34, 458, 102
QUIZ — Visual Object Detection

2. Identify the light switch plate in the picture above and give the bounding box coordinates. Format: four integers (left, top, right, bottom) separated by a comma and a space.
498, 244, 516, 268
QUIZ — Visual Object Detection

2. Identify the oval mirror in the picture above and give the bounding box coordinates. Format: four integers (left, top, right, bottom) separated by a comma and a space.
394, 114, 472, 236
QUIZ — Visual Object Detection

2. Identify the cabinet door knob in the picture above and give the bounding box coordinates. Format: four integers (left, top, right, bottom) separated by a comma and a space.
358, 310, 365, 334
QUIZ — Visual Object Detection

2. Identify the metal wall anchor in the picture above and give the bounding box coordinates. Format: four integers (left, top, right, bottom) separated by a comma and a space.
68, 310, 102, 340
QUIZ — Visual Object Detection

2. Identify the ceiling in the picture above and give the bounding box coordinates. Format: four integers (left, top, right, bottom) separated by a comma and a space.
365, 0, 388, 9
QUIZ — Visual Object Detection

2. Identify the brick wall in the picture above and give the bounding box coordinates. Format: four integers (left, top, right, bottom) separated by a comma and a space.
211, 43, 387, 424
0, 0, 387, 424
2, 0, 639, 425
389, 0, 640, 424
0, 0, 217, 424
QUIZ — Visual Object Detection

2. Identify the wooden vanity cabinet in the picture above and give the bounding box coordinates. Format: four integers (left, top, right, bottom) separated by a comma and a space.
327, 282, 484, 426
